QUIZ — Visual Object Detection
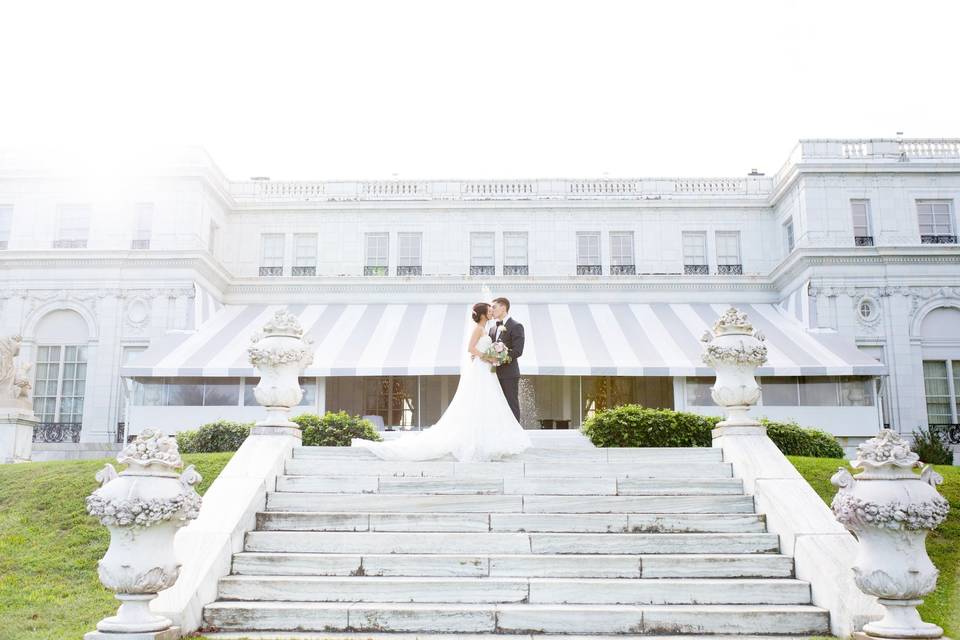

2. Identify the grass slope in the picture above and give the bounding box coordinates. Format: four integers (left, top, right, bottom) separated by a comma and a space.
788, 455, 959, 637
0, 453, 232, 640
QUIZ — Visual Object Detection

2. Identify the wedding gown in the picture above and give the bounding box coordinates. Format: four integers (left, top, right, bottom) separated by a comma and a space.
351, 334, 532, 462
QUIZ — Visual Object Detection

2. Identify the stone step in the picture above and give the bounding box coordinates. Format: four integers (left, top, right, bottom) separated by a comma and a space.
216, 576, 812, 605
203, 602, 829, 634
244, 532, 780, 555
205, 634, 817, 640
231, 552, 794, 579
266, 492, 755, 513
256, 511, 767, 533
284, 459, 733, 479
292, 446, 724, 464
274, 476, 744, 496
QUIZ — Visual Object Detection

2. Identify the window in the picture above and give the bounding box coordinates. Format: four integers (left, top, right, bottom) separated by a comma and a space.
685, 377, 716, 406
131, 203, 153, 250
918, 200, 956, 244
576, 232, 601, 275
839, 377, 874, 407
609, 232, 635, 275
759, 377, 799, 406
715, 231, 742, 274
397, 232, 422, 276
259, 233, 284, 276
851, 200, 873, 246
0, 205, 11, 249
365, 233, 389, 276
783, 218, 795, 252
470, 232, 495, 275
923, 361, 959, 425
202, 378, 241, 406
798, 376, 839, 406
682, 232, 707, 274
33, 345, 87, 427
503, 232, 528, 275
55, 205, 91, 248
292, 233, 317, 276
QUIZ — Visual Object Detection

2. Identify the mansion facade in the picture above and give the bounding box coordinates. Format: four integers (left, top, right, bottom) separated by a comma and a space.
1, 139, 959, 453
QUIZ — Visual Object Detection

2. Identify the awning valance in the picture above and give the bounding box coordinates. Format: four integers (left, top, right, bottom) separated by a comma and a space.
121, 303, 885, 378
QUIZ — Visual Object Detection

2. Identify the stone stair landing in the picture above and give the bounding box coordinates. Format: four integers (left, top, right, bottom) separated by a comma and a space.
201, 432, 829, 637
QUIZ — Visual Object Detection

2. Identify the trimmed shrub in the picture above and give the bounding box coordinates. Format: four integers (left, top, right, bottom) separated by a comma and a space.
582, 405, 718, 448
760, 418, 844, 458
911, 425, 954, 465
582, 404, 845, 458
294, 411, 382, 447
176, 419, 252, 453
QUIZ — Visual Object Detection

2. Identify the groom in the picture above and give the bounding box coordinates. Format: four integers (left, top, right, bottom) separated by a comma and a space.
489, 297, 524, 421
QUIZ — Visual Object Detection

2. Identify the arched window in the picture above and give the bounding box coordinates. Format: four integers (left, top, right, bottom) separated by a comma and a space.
32, 310, 90, 438
919, 306, 960, 428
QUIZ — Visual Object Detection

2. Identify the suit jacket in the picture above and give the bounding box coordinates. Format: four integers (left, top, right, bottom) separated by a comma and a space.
489, 317, 524, 380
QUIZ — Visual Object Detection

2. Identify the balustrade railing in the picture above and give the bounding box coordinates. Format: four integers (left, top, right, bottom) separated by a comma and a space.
258, 266, 283, 276
32, 422, 82, 443
577, 265, 602, 276
397, 265, 422, 276
684, 264, 709, 275
291, 266, 316, 276
469, 265, 495, 276
364, 266, 388, 276
503, 265, 528, 276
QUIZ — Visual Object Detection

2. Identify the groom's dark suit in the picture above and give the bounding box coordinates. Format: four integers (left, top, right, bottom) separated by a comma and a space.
490, 317, 524, 421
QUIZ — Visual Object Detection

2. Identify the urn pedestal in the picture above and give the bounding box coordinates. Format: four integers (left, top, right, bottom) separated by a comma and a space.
247, 310, 314, 436
0, 409, 36, 463
85, 430, 202, 639
833, 430, 951, 639
700, 307, 768, 436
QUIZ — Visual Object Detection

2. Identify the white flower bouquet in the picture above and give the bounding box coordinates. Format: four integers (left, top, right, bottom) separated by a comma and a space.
483, 341, 512, 372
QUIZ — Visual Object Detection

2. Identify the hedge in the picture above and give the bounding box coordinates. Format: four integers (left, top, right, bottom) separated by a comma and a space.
175, 419, 252, 453
292, 411, 382, 447
582, 405, 845, 458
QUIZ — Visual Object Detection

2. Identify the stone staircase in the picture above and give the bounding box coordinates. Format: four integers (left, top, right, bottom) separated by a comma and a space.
202, 432, 830, 637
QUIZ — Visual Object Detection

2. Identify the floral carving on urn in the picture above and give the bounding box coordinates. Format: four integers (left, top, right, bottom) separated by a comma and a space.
832, 429, 950, 639
248, 309, 315, 429
700, 307, 768, 428
85, 429, 202, 634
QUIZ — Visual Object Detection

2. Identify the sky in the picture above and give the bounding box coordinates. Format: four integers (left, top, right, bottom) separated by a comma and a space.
1, 0, 957, 181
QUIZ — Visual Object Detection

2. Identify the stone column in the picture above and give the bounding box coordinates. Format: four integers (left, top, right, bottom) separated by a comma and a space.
0, 334, 38, 463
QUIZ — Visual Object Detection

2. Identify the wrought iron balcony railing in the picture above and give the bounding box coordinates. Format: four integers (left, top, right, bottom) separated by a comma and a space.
130, 239, 151, 250
684, 264, 709, 275
33, 422, 82, 443
717, 264, 743, 275
364, 265, 388, 276
854, 235, 874, 246
259, 266, 283, 276
397, 265, 423, 276
610, 264, 636, 275
503, 265, 529, 275
52, 239, 87, 249
921, 234, 958, 245
930, 423, 960, 445
291, 266, 316, 276
470, 265, 496, 276
577, 265, 602, 276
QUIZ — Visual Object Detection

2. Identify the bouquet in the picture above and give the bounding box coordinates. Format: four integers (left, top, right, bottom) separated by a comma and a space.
483, 341, 512, 372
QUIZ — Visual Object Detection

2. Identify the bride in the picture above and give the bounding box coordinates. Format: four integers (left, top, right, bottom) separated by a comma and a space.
351, 302, 532, 462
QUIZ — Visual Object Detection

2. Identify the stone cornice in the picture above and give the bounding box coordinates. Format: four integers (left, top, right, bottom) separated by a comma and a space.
771, 246, 960, 290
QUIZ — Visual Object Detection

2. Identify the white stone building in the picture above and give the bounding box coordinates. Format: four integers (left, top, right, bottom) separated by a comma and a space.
1, 140, 958, 454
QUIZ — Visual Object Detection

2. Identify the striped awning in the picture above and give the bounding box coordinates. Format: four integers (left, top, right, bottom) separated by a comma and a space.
121, 303, 885, 378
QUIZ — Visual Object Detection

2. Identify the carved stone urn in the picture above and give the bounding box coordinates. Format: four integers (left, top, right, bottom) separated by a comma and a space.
247, 310, 314, 431
85, 430, 202, 637
700, 307, 768, 429
832, 429, 950, 639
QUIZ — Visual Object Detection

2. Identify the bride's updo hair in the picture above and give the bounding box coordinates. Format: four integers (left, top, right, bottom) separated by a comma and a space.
472, 302, 490, 324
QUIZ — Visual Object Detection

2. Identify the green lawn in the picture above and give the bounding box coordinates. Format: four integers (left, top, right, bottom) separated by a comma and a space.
788, 455, 959, 637
0, 453, 232, 640
0, 452, 955, 639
